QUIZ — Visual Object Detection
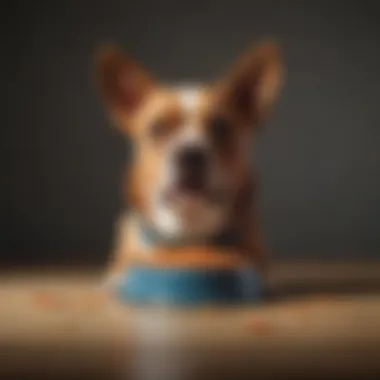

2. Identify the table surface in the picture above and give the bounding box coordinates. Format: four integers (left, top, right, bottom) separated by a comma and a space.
1, 260, 380, 380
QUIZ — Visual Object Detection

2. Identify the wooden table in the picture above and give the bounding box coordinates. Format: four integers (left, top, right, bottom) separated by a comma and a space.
1, 261, 380, 379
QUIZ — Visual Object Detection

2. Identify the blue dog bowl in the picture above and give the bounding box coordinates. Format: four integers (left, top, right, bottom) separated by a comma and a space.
117, 265, 263, 306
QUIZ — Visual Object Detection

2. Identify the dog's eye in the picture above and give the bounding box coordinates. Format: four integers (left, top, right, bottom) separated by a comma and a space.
208, 116, 233, 148
149, 120, 170, 140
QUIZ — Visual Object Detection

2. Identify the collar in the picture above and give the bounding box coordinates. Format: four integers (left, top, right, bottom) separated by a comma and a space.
138, 217, 243, 250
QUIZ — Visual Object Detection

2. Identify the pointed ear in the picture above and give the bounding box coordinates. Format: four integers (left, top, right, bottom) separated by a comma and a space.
220, 40, 284, 127
94, 44, 154, 123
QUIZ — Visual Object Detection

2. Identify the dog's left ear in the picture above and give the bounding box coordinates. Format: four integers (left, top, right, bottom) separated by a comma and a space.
219, 40, 284, 128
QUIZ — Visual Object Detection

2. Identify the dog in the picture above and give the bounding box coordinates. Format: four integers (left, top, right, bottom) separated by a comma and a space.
94, 40, 284, 288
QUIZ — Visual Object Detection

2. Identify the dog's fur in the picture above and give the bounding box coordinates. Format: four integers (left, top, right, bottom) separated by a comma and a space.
94, 40, 284, 286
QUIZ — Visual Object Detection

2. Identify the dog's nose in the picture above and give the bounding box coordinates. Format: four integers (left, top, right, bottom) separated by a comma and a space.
176, 146, 209, 190
177, 146, 208, 174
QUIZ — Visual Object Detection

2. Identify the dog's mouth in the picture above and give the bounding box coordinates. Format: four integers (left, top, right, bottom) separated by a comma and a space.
162, 179, 226, 206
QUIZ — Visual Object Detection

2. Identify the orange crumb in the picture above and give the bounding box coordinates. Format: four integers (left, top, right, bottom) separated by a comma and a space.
31, 290, 109, 312
31, 290, 67, 311
248, 318, 272, 336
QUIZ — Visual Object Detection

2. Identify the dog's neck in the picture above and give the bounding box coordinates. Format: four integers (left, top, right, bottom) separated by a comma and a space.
136, 215, 243, 250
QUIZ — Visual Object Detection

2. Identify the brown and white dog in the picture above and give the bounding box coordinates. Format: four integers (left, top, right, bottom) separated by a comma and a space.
95, 40, 284, 287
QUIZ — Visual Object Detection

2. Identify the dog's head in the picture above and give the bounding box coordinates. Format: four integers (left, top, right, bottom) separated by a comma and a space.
95, 41, 284, 240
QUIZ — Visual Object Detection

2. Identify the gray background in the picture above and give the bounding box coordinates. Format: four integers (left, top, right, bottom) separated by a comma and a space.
2, 0, 380, 265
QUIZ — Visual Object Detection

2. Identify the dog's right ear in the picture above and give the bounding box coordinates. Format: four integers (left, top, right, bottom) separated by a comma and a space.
94, 44, 154, 128
218, 40, 284, 129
